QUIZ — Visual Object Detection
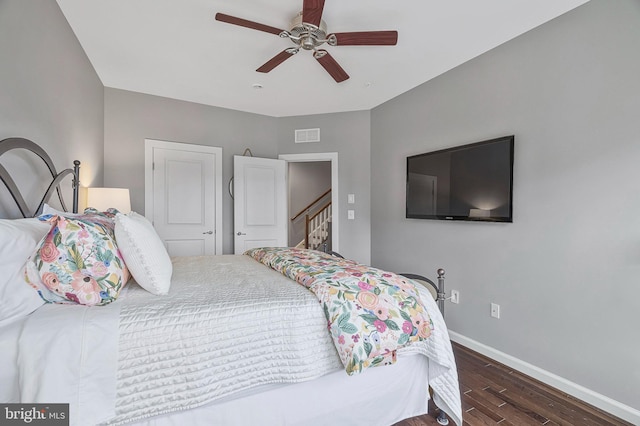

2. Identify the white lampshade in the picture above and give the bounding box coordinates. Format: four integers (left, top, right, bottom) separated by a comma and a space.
85, 187, 131, 213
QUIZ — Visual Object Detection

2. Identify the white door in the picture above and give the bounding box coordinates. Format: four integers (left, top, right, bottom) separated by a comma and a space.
233, 155, 287, 254
145, 140, 223, 257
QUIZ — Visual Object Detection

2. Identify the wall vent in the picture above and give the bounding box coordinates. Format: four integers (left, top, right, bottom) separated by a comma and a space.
295, 128, 320, 143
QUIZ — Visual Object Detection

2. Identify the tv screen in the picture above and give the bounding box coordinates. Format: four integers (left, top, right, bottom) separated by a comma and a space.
406, 135, 514, 222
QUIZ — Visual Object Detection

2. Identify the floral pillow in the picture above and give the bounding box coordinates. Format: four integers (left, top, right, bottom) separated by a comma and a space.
24, 210, 129, 306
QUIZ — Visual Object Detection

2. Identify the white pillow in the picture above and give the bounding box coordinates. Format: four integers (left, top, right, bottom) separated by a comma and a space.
42, 203, 80, 217
114, 212, 172, 295
0, 218, 50, 325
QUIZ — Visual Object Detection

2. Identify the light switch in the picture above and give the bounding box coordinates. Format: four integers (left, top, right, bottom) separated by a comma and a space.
347, 210, 355, 220
348, 194, 355, 204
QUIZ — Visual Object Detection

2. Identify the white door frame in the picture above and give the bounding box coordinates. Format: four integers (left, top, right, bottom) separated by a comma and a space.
144, 139, 223, 254
278, 152, 339, 253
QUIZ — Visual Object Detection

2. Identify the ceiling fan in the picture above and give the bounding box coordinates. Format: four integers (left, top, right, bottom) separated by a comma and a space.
215, 0, 398, 83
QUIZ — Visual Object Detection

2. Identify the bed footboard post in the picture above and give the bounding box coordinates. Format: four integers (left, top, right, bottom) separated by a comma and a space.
72, 160, 80, 213
435, 268, 450, 425
437, 268, 446, 318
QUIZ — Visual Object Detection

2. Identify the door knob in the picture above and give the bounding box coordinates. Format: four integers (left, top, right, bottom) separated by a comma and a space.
236, 232, 246, 236
203, 230, 213, 235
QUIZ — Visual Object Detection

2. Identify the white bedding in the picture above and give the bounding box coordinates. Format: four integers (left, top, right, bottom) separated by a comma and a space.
18, 300, 120, 424
128, 351, 432, 426
114, 255, 342, 424
0, 317, 28, 403
16, 255, 462, 426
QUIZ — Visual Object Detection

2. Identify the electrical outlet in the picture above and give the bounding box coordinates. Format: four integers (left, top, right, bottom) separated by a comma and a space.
347, 210, 355, 220
450, 290, 460, 304
491, 303, 500, 319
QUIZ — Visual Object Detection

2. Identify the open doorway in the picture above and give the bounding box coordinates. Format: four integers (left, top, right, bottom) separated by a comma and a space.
288, 161, 332, 249
279, 153, 339, 254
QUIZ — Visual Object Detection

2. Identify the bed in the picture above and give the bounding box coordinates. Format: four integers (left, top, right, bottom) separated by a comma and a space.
0, 137, 462, 426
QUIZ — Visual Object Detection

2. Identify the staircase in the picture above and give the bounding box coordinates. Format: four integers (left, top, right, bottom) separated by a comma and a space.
291, 189, 332, 252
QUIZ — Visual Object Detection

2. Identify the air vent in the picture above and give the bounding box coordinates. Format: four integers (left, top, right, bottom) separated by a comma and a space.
295, 128, 320, 143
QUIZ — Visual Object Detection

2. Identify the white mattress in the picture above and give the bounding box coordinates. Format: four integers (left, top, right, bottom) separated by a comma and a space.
15, 255, 461, 426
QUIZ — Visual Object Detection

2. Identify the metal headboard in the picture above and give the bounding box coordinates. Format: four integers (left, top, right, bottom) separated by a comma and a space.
0, 137, 80, 217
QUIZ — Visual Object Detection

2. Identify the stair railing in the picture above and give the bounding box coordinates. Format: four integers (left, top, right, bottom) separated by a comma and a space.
304, 201, 331, 250
290, 188, 331, 223
291, 188, 332, 251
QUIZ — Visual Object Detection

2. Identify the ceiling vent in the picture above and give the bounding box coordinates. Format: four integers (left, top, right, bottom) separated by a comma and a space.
295, 128, 320, 143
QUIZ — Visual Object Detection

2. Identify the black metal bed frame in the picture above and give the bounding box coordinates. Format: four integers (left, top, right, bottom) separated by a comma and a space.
0, 137, 80, 217
399, 269, 450, 425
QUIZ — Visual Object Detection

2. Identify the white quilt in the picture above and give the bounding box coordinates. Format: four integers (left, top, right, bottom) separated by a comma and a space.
112, 255, 342, 424
18, 255, 461, 426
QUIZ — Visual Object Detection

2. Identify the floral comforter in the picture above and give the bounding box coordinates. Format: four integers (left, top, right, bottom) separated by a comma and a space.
246, 247, 433, 375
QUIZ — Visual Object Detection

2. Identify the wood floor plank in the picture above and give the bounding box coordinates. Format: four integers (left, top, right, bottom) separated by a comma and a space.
502, 368, 628, 426
393, 342, 632, 426
490, 377, 605, 426
465, 406, 501, 426
478, 355, 631, 426
485, 387, 550, 423
463, 391, 505, 422
462, 345, 633, 426
464, 387, 508, 411
457, 369, 509, 406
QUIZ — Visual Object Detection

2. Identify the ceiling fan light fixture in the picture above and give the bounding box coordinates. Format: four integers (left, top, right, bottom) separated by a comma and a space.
313, 50, 327, 59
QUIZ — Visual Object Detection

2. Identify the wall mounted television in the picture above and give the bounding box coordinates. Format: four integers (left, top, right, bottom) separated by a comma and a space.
406, 135, 514, 222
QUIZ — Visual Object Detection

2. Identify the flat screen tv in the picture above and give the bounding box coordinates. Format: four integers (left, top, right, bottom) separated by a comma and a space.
406, 135, 514, 222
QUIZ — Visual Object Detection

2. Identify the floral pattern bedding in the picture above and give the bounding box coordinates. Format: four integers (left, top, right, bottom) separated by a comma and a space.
24, 208, 129, 306
246, 247, 433, 375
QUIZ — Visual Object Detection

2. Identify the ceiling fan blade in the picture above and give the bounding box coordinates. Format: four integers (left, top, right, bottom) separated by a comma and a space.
331, 30, 398, 46
256, 50, 296, 73
314, 50, 349, 83
302, 0, 325, 28
215, 13, 284, 36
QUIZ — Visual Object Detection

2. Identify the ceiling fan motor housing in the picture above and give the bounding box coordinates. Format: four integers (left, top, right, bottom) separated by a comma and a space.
289, 11, 328, 50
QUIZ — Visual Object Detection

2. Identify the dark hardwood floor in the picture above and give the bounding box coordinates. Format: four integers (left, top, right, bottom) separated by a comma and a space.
394, 342, 632, 426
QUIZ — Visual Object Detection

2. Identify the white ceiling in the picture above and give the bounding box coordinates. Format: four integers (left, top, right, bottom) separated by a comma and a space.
56, 0, 589, 117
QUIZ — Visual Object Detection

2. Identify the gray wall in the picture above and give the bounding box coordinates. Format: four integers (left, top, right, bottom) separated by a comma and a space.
278, 111, 371, 264
0, 0, 104, 218
104, 88, 280, 254
371, 0, 640, 410
104, 95, 373, 262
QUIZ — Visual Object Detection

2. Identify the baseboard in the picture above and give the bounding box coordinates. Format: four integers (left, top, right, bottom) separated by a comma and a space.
448, 331, 640, 425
